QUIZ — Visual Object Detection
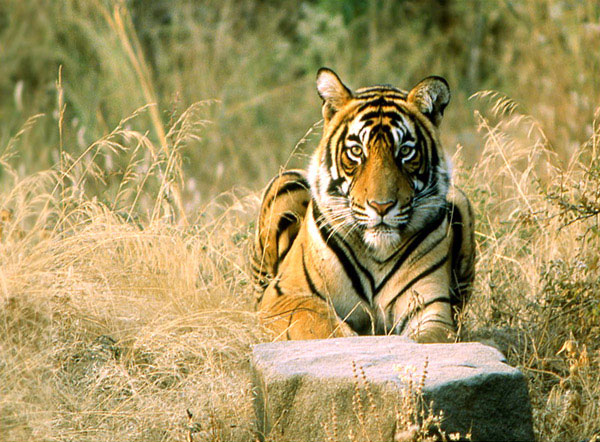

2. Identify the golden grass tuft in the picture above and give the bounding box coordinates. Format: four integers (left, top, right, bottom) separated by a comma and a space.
0, 197, 267, 441
0, 109, 268, 442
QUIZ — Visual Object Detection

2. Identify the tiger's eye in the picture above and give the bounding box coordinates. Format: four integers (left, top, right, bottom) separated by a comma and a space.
346, 144, 364, 163
399, 145, 413, 157
349, 145, 363, 158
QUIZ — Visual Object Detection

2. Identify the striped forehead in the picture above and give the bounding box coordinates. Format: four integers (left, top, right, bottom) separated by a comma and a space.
347, 98, 416, 149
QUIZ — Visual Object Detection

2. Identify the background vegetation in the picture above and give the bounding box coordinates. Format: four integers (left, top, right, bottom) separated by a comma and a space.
0, 0, 599, 440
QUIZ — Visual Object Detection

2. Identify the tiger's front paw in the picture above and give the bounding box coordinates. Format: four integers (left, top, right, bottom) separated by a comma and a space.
410, 325, 456, 343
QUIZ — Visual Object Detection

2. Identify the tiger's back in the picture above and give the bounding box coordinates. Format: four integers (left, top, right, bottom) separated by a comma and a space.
250, 169, 310, 296
252, 68, 475, 342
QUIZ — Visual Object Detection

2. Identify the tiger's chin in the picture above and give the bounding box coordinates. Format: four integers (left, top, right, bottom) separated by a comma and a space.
363, 226, 402, 258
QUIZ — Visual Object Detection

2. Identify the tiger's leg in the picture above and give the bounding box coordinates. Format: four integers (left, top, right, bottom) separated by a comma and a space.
259, 285, 356, 340
251, 169, 310, 300
406, 298, 458, 343
393, 270, 458, 344
257, 213, 357, 340
392, 187, 475, 343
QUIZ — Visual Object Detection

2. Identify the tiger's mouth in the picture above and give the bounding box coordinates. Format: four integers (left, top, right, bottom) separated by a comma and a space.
357, 204, 413, 253
369, 223, 399, 232
363, 224, 402, 253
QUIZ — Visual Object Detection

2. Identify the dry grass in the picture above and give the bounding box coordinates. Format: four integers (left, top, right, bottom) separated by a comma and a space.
0, 109, 268, 441
2, 1, 600, 441
460, 97, 600, 442
0, 198, 267, 441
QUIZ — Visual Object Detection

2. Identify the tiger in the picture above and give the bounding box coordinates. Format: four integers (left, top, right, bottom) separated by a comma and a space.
250, 68, 475, 343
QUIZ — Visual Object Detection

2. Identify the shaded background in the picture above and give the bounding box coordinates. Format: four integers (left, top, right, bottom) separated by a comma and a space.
1, 0, 598, 213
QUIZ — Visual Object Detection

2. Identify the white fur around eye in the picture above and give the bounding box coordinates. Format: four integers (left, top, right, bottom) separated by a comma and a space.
341, 180, 350, 194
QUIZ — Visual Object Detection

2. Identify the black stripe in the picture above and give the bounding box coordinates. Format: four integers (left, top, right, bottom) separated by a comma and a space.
250, 261, 268, 276
281, 170, 306, 178
449, 203, 465, 307
360, 110, 404, 122
322, 124, 347, 172
402, 132, 415, 143
466, 192, 474, 220
275, 212, 298, 245
334, 125, 348, 168
389, 118, 403, 128
449, 202, 463, 263
324, 138, 333, 169
277, 245, 292, 269
347, 133, 361, 143
274, 180, 308, 199
408, 227, 447, 266
372, 124, 393, 146
395, 315, 409, 335
375, 207, 447, 292
286, 313, 293, 340
388, 255, 449, 306
312, 200, 372, 303
393, 295, 452, 335
355, 91, 407, 100
274, 279, 284, 296
262, 170, 305, 200
412, 123, 428, 182
326, 177, 345, 196
259, 171, 306, 253
414, 123, 438, 187
417, 295, 451, 312
273, 212, 300, 273
301, 245, 327, 302
264, 179, 309, 208
313, 201, 375, 294
356, 99, 404, 114
418, 318, 455, 328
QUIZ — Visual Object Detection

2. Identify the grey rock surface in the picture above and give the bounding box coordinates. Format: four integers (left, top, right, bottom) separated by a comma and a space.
251, 336, 534, 442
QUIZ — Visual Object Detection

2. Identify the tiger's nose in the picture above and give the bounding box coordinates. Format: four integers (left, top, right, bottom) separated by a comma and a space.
367, 199, 396, 216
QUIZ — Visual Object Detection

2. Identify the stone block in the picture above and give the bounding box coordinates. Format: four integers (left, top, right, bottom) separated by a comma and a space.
251, 336, 534, 442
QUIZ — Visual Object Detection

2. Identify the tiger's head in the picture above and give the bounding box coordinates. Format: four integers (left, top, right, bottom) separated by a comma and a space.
308, 68, 451, 259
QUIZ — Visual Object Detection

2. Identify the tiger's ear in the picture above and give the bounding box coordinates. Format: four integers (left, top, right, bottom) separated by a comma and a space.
407, 76, 450, 127
316, 68, 353, 123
